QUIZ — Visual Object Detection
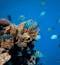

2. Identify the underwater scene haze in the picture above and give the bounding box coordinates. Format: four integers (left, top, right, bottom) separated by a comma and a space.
0, 0, 60, 65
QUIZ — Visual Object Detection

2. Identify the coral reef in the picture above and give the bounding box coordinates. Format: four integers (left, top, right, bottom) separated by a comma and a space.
0, 19, 40, 65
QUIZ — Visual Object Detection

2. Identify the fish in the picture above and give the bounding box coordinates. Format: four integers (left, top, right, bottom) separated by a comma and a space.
50, 34, 58, 40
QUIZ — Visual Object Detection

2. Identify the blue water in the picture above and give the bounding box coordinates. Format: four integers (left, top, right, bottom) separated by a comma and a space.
0, 0, 60, 65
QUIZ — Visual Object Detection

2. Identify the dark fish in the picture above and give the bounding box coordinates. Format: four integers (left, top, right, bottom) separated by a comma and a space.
7, 15, 12, 21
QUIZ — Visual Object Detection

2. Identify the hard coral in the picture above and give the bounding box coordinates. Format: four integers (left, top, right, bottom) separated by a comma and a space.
0, 19, 40, 65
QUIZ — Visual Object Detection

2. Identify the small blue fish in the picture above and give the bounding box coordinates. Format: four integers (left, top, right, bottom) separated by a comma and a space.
34, 51, 43, 58
50, 34, 58, 40
35, 35, 41, 40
